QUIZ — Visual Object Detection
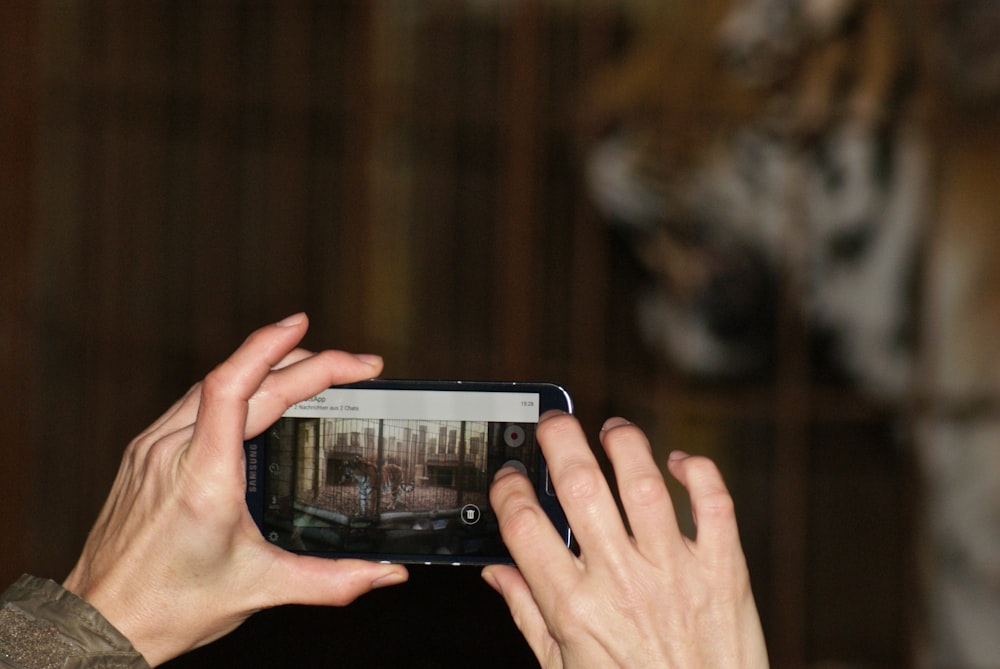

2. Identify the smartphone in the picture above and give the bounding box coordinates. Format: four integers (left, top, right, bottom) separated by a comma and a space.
244, 379, 573, 565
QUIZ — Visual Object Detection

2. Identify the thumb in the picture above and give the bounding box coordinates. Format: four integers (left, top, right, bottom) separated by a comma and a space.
264, 552, 409, 608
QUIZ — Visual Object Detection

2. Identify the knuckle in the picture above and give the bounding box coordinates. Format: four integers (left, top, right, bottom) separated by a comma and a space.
621, 470, 670, 509
699, 487, 737, 522
200, 362, 236, 401
552, 589, 595, 632
200, 366, 225, 396
490, 475, 545, 542
497, 498, 546, 543
684, 457, 736, 512
557, 461, 604, 504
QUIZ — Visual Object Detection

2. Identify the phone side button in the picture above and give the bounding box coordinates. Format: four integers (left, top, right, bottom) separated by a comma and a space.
545, 469, 557, 496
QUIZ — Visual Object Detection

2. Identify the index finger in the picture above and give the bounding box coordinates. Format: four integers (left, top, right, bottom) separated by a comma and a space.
489, 464, 579, 597
133, 346, 318, 442
190, 313, 312, 465
242, 348, 383, 438
188, 314, 381, 471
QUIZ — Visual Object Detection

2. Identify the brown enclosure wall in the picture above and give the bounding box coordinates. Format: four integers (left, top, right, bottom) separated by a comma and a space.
2, 3, 913, 667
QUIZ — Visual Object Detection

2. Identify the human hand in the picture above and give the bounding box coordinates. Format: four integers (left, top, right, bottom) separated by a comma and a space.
62, 314, 408, 666
482, 412, 768, 668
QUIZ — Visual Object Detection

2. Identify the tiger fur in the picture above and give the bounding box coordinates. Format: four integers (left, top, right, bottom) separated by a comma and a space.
380, 462, 414, 511
342, 458, 379, 516
585, 1, 1000, 666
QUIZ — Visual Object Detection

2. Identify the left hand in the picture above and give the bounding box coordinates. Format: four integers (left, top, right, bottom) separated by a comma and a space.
63, 314, 409, 666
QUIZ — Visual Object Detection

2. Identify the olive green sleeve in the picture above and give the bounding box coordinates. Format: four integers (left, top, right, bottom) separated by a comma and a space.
0, 575, 149, 669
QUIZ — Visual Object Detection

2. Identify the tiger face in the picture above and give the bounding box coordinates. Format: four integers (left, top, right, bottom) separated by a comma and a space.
586, 0, 926, 394
720, 0, 861, 84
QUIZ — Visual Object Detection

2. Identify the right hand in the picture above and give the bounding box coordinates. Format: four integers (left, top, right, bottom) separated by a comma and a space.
483, 412, 769, 668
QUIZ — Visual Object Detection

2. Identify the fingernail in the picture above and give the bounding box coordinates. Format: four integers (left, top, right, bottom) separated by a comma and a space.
353, 353, 383, 367
372, 569, 407, 589
669, 450, 690, 461
481, 568, 502, 594
601, 416, 631, 431
276, 312, 307, 327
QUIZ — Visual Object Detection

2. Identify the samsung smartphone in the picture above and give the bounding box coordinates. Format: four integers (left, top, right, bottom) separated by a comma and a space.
244, 379, 573, 565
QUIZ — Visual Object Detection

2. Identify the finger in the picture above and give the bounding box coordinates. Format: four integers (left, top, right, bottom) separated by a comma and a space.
489, 466, 579, 600
243, 348, 384, 438
134, 338, 314, 450
190, 314, 312, 467
131, 351, 315, 469
536, 412, 631, 564
271, 347, 315, 370
262, 550, 409, 608
599, 418, 681, 561
666, 452, 742, 561
482, 565, 561, 666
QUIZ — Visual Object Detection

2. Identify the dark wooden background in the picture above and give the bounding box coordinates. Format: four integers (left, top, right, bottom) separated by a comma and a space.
2, 2, 913, 667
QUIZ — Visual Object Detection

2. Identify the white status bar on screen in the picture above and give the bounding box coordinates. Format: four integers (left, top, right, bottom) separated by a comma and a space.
283, 388, 540, 422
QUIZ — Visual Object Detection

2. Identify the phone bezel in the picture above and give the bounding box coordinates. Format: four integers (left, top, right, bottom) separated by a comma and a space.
244, 379, 573, 565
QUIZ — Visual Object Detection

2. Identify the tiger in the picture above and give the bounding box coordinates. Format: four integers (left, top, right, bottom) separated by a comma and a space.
718, 0, 902, 136
583, 1, 1000, 666
342, 458, 414, 515
585, 0, 925, 393
342, 458, 379, 516
380, 462, 414, 511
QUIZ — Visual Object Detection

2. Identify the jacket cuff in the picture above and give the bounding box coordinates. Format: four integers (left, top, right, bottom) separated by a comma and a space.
0, 574, 150, 669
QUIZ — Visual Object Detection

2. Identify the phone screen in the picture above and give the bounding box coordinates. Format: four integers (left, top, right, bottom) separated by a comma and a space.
245, 380, 572, 565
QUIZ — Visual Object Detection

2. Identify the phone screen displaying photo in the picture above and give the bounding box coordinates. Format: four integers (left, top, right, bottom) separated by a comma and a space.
245, 380, 572, 565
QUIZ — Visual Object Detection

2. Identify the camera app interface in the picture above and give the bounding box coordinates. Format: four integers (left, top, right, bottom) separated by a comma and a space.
253, 388, 541, 560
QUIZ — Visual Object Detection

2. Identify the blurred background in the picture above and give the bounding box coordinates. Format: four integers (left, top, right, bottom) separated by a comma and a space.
5, 1, 999, 667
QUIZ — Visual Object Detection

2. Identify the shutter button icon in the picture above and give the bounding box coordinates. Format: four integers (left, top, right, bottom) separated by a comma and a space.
503, 425, 525, 448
